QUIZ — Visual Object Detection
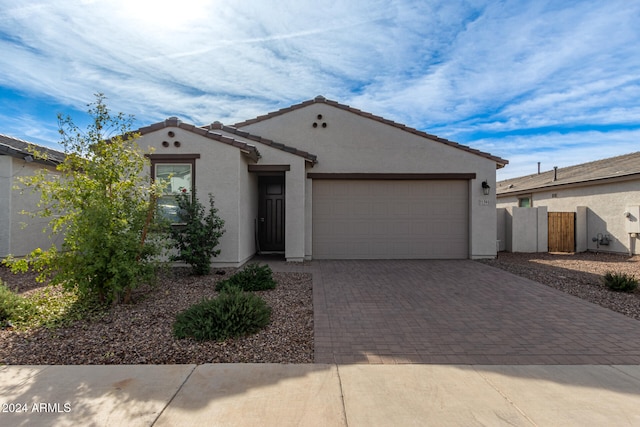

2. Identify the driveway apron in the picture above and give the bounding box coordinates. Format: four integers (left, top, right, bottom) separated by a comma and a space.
277, 259, 640, 365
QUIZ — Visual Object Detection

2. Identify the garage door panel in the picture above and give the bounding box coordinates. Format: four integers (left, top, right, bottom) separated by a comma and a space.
353, 201, 371, 216
313, 180, 468, 259
392, 202, 411, 217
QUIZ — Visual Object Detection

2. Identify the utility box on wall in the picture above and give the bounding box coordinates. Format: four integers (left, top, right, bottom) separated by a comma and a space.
625, 206, 640, 234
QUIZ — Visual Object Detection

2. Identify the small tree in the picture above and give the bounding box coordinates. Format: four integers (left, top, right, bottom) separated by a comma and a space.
4, 94, 164, 304
169, 191, 225, 275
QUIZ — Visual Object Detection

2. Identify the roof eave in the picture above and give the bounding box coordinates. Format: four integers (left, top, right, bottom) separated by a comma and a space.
497, 172, 640, 197
234, 96, 508, 168
202, 122, 318, 165
138, 118, 262, 161
0, 142, 62, 166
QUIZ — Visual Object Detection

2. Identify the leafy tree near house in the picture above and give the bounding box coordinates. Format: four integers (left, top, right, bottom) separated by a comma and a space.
3, 94, 165, 305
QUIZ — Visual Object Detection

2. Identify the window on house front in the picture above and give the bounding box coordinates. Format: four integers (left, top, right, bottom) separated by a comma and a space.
149, 154, 199, 223
155, 163, 193, 223
518, 197, 531, 207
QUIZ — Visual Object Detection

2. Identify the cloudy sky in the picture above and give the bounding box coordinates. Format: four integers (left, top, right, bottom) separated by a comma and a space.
1, 0, 639, 179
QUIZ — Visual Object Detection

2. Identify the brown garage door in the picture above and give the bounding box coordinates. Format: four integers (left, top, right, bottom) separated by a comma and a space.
312, 180, 469, 259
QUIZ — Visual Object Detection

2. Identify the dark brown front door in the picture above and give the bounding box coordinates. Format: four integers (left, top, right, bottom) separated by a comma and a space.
258, 176, 285, 252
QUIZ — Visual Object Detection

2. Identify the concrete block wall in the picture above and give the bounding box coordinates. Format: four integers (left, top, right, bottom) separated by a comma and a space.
498, 206, 548, 253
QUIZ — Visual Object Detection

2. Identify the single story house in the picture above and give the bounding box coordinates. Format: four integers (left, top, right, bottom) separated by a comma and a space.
138, 96, 508, 266
496, 152, 640, 255
0, 134, 65, 258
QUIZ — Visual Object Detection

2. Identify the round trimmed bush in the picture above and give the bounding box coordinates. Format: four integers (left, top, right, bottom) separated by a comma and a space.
173, 287, 271, 341
215, 263, 277, 292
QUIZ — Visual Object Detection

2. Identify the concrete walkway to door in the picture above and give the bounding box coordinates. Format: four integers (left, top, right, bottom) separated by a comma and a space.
268, 259, 640, 365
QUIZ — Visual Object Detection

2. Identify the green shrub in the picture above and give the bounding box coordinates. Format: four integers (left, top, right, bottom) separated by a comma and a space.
0, 281, 36, 325
604, 272, 638, 292
169, 191, 225, 276
173, 287, 271, 341
215, 263, 277, 292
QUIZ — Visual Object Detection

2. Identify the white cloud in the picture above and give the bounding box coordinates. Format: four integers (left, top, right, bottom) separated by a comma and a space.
1, 0, 639, 178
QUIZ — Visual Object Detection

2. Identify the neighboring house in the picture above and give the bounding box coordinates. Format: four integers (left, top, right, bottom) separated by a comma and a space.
496, 152, 640, 255
0, 134, 65, 257
138, 96, 508, 266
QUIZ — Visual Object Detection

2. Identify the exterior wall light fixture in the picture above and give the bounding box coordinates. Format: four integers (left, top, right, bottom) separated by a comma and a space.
482, 180, 491, 196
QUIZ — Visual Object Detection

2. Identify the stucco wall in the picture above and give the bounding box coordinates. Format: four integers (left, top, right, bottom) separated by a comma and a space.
240, 102, 500, 259
140, 128, 246, 266
0, 156, 11, 256
2, 157, 61, 257
140, 123, 314, 265
238, 159, 258, 265
510, 206, 547, 253
497, 208, 507, 251
498, 178, 640, 255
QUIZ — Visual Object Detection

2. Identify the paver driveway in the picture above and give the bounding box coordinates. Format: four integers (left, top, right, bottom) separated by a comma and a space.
270, 259, 640, 364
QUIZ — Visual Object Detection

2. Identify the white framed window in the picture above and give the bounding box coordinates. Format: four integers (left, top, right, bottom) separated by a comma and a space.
156, 164, 192, 223
149, 154, 199, 223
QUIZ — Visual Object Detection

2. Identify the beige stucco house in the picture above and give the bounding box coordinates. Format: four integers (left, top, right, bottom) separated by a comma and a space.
496, 152, 640, 255
0, 134, 65, 257
138, 96, 507, 266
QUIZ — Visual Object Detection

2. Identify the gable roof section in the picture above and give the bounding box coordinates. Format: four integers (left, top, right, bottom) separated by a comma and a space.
0, 133, 65, 165
138, 117, 260, 162
234, 95, 508, 169
138, 117, 317, 164
203, 121, 317, 164
497, 151, 640, 196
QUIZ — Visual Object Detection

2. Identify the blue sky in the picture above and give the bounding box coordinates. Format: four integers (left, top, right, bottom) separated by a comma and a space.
1, 0, 639, 180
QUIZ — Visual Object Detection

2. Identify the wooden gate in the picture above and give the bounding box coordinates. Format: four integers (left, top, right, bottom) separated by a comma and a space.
548, 212, 575, 252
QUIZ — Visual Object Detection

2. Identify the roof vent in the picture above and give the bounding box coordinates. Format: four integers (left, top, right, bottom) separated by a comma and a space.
553, 166, 558, 181
209, 121, 223, 130
314, 95, 326, 102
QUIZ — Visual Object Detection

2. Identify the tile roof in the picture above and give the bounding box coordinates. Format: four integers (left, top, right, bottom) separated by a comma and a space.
497, 151, 640, 196
0, 133, 65, 165
138, 117, 261, 162
233, 95, 508, 169
203, 122, 317, 164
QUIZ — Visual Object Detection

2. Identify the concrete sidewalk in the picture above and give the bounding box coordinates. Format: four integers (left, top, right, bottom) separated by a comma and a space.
2, 364, 640, 426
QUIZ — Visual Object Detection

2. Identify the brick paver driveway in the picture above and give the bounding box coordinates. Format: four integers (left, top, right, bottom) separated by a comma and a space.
277, 259, 640, 365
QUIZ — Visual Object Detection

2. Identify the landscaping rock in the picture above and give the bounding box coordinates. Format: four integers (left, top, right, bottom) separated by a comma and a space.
480, 252, 640, 321
0, 268, 313, 364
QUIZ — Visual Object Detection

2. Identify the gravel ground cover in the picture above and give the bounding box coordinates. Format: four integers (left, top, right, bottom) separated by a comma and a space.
479, 252, 640, 321
3, 252, 639, 365
0, 267, 313, 365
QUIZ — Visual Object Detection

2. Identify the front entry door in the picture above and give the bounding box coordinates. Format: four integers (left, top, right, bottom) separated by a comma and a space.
258, 176, 285, 252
